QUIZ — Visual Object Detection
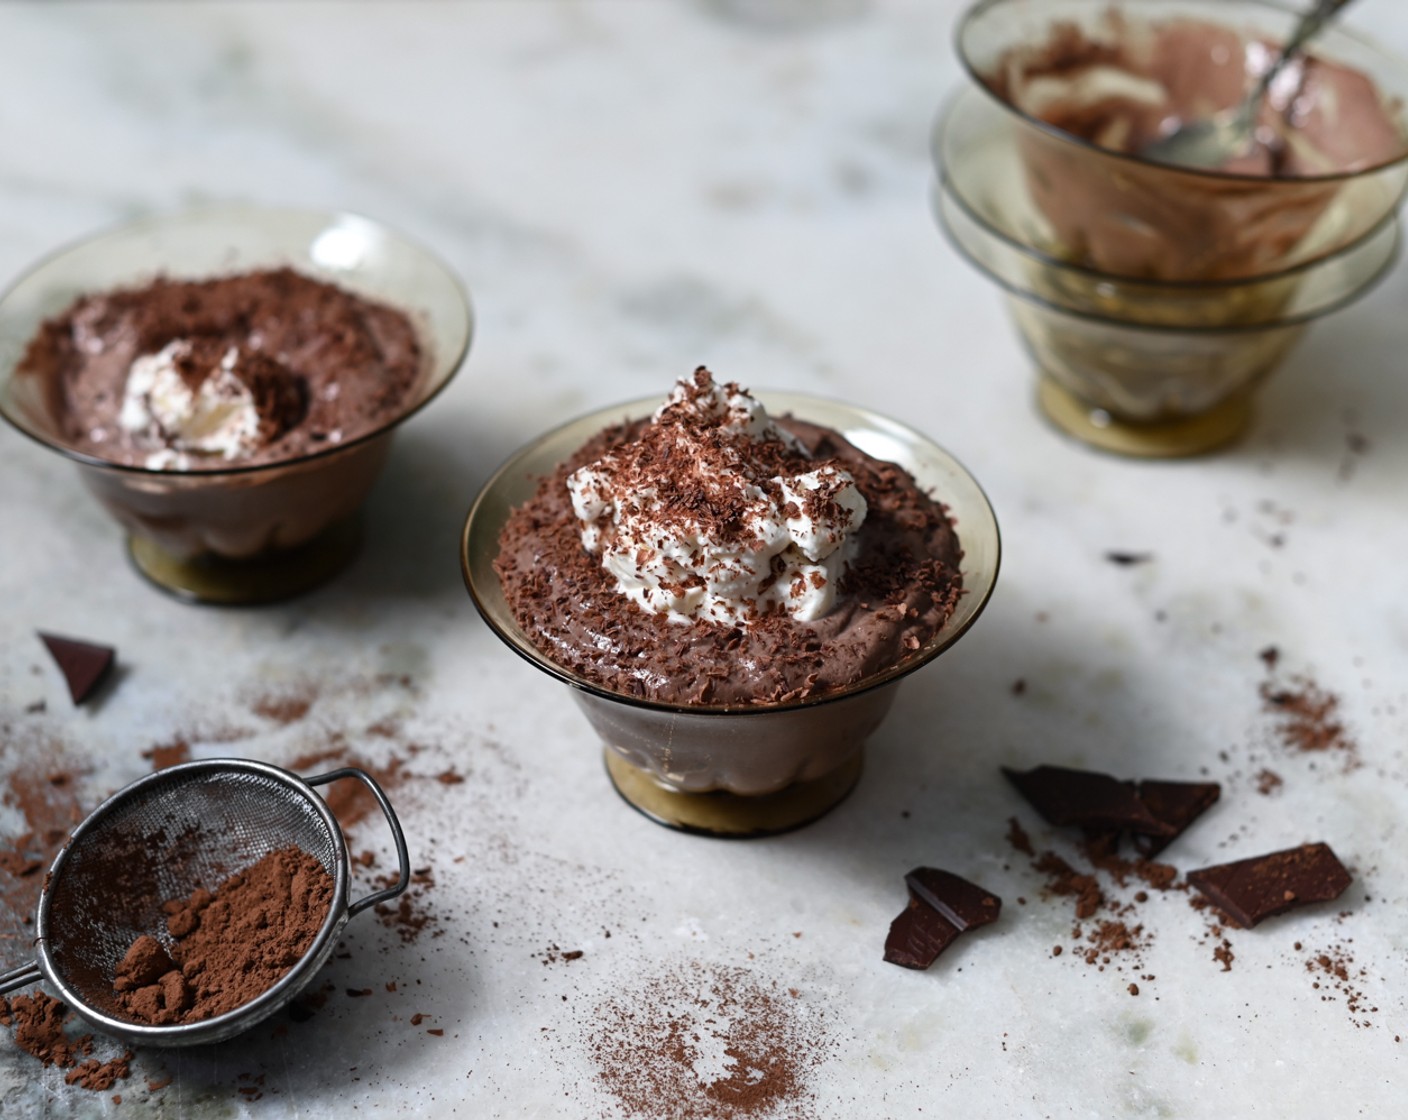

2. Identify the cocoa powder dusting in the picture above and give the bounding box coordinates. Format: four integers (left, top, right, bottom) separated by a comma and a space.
1303, 940, 1378, 1028
1008, 818, 1178, 977
289, 743, 407, 829
251, 685, 318, 725
115, 846, 333, 1025
141, 738, 192, 772
1, 753, 86, 952
1259, 673, 1359, 769
588, 962, 831, 1120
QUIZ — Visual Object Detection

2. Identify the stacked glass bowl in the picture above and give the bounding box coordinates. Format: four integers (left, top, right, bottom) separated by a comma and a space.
934, 0, 1408, 456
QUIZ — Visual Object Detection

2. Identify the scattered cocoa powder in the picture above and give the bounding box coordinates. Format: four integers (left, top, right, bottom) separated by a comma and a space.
114, 846, 333, 1025
66, 1051, 132, 1091
587, 962, 831, 1120
289, 743, 408, 830
0, 991, 131, 1092
1, 991, 91, 1068
251, 687, 317, 725
1259, 673, 1358, 769
1008, 817, 1184, 978
1005, 816, 1034, 857
1255, 768, 1284, 796
374, 865, 440, 944
1032, 852, 1104, 919
1, 748, 86, 952
1302, 940, 1378, 1028
141, 738, 192, 772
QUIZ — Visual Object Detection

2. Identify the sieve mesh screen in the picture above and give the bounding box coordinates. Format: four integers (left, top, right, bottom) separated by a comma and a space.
44, 766, 338, 1019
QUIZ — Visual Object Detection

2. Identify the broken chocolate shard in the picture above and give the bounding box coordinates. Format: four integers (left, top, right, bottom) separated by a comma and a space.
884, 867, 1001, 970
38, 632, 115, 704
885, 900, 960, 969
1186, 842, 1352, 929
1002, 765, 1173, 836
1131, 780, 1222, 857
904, 868, 1001, 932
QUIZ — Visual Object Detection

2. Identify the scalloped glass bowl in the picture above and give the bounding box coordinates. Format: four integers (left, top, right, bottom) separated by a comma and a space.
0, 207, 472, 603
462, 393, 1000, 837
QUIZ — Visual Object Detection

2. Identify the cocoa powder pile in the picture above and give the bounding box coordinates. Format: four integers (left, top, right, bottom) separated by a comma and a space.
114, 845, 333, 1025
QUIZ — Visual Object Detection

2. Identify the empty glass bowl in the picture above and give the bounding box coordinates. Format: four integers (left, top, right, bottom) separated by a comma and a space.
0, 207, 472, 603
462, 393, 1000, 837
954, 0, 1408, 283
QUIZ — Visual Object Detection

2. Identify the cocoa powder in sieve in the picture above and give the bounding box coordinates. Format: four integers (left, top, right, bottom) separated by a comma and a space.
114, 845, 333, 1025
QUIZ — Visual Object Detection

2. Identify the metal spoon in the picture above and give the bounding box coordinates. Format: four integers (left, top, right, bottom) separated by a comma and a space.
1140, 0, 1357, 170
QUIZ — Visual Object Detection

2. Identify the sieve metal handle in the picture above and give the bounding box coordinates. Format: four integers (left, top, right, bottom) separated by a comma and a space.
0, 961, 43, 996
307, 767, 411, 918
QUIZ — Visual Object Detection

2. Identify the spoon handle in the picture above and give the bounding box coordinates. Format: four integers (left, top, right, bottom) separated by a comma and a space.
1251, 0, 1358, 103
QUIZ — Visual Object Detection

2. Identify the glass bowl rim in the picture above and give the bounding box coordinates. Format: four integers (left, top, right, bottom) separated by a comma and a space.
955, 0, 1408, 186
932, 83, 1408, 290
0, 204, 473, 478
461, 391, 1002, 717
933, 177, 1403, 333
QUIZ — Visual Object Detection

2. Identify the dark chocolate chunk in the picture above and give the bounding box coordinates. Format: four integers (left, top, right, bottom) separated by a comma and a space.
1186, 843, 1352, 929
38, 632, 115, 705
883, 868, 1001, 970
1002, 766, 1173, 837
1105, 551, 1153, 566
1131, 780, 1222, 857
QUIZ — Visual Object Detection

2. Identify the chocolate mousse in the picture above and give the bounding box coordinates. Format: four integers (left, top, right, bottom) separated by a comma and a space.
990, 17, 1405, 177
17, 267, 422, 469
983, 14, 1407, 280
494, 369, 964, 707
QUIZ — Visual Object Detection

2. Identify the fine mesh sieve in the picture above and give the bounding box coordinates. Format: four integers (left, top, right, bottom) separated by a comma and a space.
0, 758, 409, 1048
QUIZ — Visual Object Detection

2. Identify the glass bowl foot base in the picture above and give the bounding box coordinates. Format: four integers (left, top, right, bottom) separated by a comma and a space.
603, 749, 863, 838
1037, 377, 1252, 458
127, 516, 362, 605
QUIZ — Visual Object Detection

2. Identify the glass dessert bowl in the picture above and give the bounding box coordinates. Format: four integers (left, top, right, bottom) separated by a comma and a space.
936, 1, 1408, 456
0, 207, 472, 604
932, 92, 1402, 456
955, 0, 1408, 284
462, 389, 1000, 838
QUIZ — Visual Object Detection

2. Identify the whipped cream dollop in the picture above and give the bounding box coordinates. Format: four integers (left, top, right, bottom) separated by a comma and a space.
118, 339, 304, 469
566, 368, 868, 626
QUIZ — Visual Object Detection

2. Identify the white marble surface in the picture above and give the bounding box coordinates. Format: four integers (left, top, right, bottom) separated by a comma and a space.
2, 2, 1408, 1116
